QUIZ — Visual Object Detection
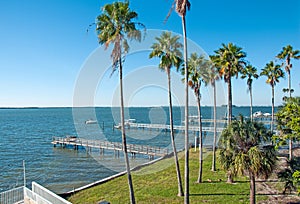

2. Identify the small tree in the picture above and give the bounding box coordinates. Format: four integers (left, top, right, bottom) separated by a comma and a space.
218, 116, 277, 204
275, 97, 300, 194
275, 97, 300, 160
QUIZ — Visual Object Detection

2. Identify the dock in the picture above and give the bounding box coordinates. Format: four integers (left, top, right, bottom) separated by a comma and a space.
52, 137, 168, 159
118, 122, 225, 133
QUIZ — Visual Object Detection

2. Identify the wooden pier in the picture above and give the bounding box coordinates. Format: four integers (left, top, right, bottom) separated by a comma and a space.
51, 137, 168, 159
120, 122, 225, 133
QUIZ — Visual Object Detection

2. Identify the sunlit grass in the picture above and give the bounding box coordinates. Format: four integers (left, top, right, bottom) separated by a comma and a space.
68, 149, 267, 203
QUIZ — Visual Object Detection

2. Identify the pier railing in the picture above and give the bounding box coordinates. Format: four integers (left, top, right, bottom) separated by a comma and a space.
52, 137, 169, 157
125, 122, 225, 133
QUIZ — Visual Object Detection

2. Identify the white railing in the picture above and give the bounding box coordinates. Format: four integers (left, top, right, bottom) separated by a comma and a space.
0, 186, 24, 204
32, 182, 71, 204
0, 183, 72, 204
24, 187, 52, 204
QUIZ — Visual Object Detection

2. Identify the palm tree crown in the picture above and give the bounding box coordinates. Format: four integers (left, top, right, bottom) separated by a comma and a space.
260, 61, 284, 87
210, 43, 246, 123
96, 1, 144, 72
241, 64, 259, 91
187, 53, 209, 91
276, 45, 300, 98
211, 43, 246, 82
149, 32, 183, 72
277, 45, 300, 74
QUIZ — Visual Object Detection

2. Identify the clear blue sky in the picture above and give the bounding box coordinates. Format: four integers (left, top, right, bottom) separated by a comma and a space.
0, 0, 299, 107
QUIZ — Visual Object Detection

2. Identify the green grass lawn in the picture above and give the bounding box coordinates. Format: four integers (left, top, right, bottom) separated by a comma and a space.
68, 149, 267, 203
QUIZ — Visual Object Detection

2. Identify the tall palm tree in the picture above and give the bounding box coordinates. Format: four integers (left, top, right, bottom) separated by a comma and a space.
260, 61, 284, 132
175, 1, 191, 202
204, 58, 220, 171
241, 64, 259, 121
218, 116, 277, 204
186, 53, 209, 183
276, 45, 300, 98
276, 45, 300, 160
210, 43, 246, 124
149, 31, 183, 196
96, 2, 144, 203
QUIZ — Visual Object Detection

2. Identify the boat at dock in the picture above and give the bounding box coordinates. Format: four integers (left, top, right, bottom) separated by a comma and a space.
252, 111, 272, 119
114, 119, 136, 129
85, 119, 97, 124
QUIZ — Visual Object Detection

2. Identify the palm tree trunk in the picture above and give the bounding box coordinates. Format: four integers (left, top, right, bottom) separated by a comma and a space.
288, 70, 293, 160
227, 76, 233, 183
227, 172, 233, 183
250, 85, 253, 122
289, 139, 293, 160
287, 64, 291, 98
119, 58, 135, 204
271, 85, 274, 133
228, 76, 232, 124
196, 90, 203, 183
182, 15, 190, 204
250, 172, 256, 204
167, 68, 184, 196
212, 82, 217, 171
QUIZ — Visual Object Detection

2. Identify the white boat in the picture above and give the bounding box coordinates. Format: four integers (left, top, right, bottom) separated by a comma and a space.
114, 119, 136, 129
65, 135, 77, 142
263, 112, 271, 117
252, 111, 263, 118
85, 119, 97, 124
252, 111, 271, 119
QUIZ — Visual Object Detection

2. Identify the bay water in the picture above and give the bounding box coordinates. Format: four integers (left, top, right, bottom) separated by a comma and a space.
0, 106, 272, 194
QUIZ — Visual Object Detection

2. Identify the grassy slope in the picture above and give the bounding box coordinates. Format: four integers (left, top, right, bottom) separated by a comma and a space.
68, 149, 267, 203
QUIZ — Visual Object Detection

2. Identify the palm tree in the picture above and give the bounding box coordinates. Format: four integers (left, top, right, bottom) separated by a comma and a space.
276, 45, 300, 98
210, 43, 246, 124
276, 45, 300, 160
175, 1, 191, 202
149, 31, 183, 196
218, 116, 277, 204
186, 53, 209, 183
96, 2, 144, 203
204, 58, 220, 171
241, 64, 259, 121
260, 61, 284, 132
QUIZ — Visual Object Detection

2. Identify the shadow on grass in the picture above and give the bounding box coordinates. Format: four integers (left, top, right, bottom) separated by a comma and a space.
190, 193, 296, 196
190, 193, 249, 196
190, 193, 290, 196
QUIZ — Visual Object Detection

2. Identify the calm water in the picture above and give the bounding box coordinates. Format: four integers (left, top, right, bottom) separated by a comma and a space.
0, 106, 273, 193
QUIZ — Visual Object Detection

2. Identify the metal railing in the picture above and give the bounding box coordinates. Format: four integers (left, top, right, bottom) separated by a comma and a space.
0, 186, 24, 204
0, 183, 72, 204
32, 182, 71, 204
